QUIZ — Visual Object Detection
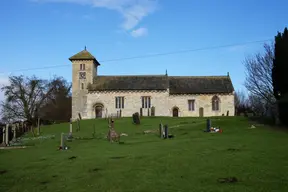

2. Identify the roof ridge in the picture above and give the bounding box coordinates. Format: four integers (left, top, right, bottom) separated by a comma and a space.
95, 75, 166, 77
169, 75, 229, 78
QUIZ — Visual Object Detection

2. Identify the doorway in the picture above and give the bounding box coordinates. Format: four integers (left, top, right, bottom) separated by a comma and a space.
172, 107, 179, 117
199, 107, 204, 117
94, 103, 104, 118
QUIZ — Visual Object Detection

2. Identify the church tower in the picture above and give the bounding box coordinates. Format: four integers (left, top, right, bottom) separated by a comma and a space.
69, 47, 100, 120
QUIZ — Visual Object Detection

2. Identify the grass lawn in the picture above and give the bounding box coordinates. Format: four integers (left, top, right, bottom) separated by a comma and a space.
1, 117, 288, 192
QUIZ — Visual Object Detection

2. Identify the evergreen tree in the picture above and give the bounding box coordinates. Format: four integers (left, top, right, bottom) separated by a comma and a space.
272, 27, 288, 125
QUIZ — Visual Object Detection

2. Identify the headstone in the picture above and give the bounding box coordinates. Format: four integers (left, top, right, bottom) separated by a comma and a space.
119, 109, 122, 117
12, 125, 17, 142
151, 106, 155, 116
60, 133, 64, 149
78, 113, 82, 120
159, 123, 163, 138
164, 125, 168, 139
132, 112, 140, 125
206, 119, 211, 132
1, 127, 6, 146
226, 110, 229, 116
147, 108, 150, 116
5, 124, 9, 146
76, 118, 80, 132
37, 118, 41, 135
140, 108, 143, 117
69, 119, 73, 133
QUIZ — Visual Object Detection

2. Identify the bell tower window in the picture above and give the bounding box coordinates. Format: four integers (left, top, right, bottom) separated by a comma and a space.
80, 64, 85, 70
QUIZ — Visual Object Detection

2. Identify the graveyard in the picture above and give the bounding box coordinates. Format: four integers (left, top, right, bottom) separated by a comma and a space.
0, 116, 288, 192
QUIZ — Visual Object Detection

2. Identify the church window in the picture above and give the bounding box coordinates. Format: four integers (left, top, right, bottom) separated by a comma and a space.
81, 83, 84, 90
80, 64, 85, 70
142, 96, 151, 108
115, 97, 124, 109
188, 100, 195, 111
212, 95, 220, 111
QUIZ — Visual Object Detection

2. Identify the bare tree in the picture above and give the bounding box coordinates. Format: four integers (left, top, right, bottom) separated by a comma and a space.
234, 90, 249, 115
0, 75, 55, 125
244, 43, 277, 117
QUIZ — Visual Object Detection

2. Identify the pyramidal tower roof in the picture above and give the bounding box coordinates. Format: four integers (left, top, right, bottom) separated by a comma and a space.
69, 47, 97, 61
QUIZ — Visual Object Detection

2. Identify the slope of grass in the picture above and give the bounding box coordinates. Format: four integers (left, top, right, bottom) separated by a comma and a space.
0, 117, 288, 192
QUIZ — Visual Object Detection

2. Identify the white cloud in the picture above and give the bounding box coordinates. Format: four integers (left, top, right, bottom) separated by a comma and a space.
130, 27, 148, 37
32, 0, 158, 35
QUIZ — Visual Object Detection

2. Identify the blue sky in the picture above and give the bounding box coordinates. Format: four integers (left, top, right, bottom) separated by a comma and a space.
0, 0, 287, 101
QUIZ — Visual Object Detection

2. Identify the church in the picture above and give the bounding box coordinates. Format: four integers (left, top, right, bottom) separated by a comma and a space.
70, 48, 235, 120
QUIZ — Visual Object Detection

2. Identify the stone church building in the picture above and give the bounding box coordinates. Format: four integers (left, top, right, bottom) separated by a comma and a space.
70, 48, 235, 120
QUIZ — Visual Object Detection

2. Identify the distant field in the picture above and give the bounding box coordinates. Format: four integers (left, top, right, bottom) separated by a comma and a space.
0, 117, 288, 192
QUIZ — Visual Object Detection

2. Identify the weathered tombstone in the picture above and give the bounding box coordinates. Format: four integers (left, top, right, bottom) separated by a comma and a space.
206, 119, 211, 132
76, 118, 80, 132
12, 125, 17, 142
140, 108, 143, 117
78, 113, 82, 120
159, 123, 163, 138
151, 106, 155, 117
1, 127, 6, 146
164, 125, 168, 139
60, 133, 64, 149
37, 118, 41, 135
226, 110, 229, 116
69, 119, 73, 133
147, 108, 150, 116
5, 124, 9, 146
132, 112, 140, 125
119, 109, 122, 118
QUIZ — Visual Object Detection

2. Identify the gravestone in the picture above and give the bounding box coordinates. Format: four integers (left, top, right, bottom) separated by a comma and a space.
5, 124, 9, 146
132, 112, 140, 125
159, 123, 164, 138
76, 119, 80, 132
206, 119, 211, 132
69, 119, 73, 133
12, 125, 17, 142
1, 127, 6, 146
164, 125, 168, 139
151, 106, 155, 117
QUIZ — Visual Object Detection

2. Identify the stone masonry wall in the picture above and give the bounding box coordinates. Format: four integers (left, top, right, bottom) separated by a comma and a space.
81, 90, 235, 119
72, 60, 96, 120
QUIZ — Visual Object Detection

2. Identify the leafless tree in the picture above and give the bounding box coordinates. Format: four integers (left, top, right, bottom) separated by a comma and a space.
0, 75, 55, 125
244, 43, 276, 116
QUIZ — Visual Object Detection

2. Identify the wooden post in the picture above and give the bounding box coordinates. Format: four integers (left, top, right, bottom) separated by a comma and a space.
5, 124, 9, 146
37, 117, 40, 136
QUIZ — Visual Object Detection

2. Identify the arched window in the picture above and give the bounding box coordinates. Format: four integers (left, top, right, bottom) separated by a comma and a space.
212, 95, 220, 111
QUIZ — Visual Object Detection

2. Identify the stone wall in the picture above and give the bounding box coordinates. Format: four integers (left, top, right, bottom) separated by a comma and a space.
71, 59, 97, 120
80, 90, 235, 119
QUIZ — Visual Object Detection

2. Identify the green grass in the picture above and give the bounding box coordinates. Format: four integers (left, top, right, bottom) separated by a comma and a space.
1, 117, 288, 192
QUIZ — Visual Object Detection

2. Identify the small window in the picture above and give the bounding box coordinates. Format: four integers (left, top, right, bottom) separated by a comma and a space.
81, 83, 84, 90
115, 97, 124, 109
188, 100, 195, 111
141, 96, 151, 108
212, 96, 220, 111
80, 64, 85, 70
